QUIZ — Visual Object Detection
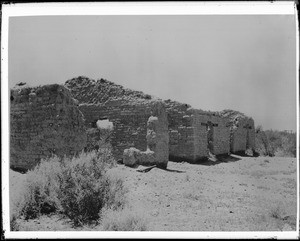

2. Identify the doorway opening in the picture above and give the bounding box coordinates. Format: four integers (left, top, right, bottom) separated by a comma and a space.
207, 121, 214, 154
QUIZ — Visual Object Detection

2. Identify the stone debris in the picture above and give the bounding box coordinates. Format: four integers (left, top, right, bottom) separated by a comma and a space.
123, 147, 141, 167
123, 148, 156, 167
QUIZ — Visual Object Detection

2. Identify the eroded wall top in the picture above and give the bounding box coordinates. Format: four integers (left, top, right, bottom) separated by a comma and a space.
65, 76, 157, 105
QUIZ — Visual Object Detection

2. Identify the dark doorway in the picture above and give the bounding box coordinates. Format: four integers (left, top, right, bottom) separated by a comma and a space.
246, 128, 250, 149
244, 124, 252, 150
207, 121, 214, 154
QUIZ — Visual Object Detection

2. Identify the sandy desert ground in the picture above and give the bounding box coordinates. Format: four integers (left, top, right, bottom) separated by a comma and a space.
9, 154, 297, 232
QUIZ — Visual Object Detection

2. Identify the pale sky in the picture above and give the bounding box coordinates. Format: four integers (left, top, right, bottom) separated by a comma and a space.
8, 15, 297, 132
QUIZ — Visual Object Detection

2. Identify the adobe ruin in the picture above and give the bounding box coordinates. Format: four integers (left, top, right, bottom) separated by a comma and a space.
64, 76, 255, 161
10, 84, 87, 171
123, 101, 169, 168
220, 110, 256, 154
166, 102, 232, 162
10, 76, 256, 171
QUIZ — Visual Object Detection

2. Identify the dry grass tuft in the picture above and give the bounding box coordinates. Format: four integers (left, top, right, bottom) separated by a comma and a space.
100, 208, 147, 231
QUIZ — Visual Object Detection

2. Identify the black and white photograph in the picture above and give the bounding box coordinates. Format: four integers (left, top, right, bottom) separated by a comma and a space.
2, 2, 298, 239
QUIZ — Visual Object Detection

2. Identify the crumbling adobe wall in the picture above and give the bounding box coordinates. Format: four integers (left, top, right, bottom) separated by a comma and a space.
233, 117, 255, 152
10, 84, 87, 171
65, 76, 153, 105
166, 101, 230, 161
65, 76, 255, 162
78, 100, 165, 160
231, 122, 248, 152
165, 100, 197, 160
123, 101, 169, 168
220, 110, 255, 153
65, 76, 166, 161
165, 101, 208, 160
246, 118, 255, 150
212, 120, 231, 155
193, 110, 231, 156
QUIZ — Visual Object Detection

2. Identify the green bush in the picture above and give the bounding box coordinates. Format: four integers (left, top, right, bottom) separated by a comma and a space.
16, 149, 125, 226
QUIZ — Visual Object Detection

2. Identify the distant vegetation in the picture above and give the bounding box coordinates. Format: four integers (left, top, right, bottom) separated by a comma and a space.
255, 126, 296, 157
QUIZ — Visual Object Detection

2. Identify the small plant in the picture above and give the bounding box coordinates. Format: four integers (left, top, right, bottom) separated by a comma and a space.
184, 192, 200, 201
100, 208, 147, 231
269, 204, 286, 220
185, 174, 190, 182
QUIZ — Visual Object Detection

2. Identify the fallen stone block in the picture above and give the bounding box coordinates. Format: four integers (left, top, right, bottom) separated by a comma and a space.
123, 147, 141, 167
139, 149, 156, 166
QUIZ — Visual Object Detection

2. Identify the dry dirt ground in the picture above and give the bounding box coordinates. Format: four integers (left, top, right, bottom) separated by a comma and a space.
9, 155, 297, 231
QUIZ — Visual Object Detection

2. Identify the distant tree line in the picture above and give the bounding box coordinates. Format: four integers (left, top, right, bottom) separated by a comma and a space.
255, 126, 296, 157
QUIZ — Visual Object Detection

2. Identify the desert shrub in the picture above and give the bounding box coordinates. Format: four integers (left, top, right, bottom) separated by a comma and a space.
95, 147, 116, 169
144, 94, 152, 100
59, 151, 108, 226
255, 127, 272, 156
278, 133, 296, 157
100, 208, 147, 231
16, 149, 126, 226
10, 214, 20, 231
255, 128, 296, 157
269, 204, 286, 220
18, 156, 64, 219
103, 175, 127, 211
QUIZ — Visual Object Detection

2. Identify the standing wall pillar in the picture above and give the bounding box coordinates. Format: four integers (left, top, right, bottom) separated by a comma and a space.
146, 102, 169, 168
